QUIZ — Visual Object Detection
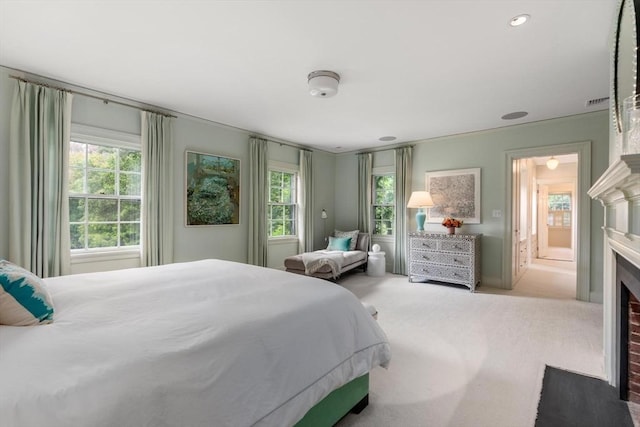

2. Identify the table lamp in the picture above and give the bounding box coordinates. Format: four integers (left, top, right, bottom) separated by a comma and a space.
407, 191, 434, 232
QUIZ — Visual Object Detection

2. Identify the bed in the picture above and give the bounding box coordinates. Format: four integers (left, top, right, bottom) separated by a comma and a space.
0, 259, 391, 427
284, 233, 370, 279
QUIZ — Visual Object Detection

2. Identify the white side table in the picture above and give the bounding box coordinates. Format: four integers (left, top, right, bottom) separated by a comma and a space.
367, 251, 386, 277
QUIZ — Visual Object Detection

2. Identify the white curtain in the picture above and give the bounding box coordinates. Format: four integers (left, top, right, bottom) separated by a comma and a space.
394, 146, 412, 274
141, 111, 174, 266
299, 149, 314, 253
9, 81, 72, 277
248, 137, 268, 266
357, 153, 372, 234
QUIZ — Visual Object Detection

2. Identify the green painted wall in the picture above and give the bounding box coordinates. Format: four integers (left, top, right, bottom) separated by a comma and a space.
0, 67, 337, 271
0, 69, 12, 260
0, 64, 609, 296
335, 111, 609, 301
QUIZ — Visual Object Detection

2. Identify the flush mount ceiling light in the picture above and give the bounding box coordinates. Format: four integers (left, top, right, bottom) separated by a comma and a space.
510, 14, 530, 27
379, 136, 397, 142
546, 156, 559, 170
308, 70, 340, 98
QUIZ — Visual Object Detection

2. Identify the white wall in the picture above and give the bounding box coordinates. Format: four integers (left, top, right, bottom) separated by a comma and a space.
536, 162, 577, 181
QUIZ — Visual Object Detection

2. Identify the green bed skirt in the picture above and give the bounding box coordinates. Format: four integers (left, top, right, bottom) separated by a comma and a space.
294, 373, 369, 427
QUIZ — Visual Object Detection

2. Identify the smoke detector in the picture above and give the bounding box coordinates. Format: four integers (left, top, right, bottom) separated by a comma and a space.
308, 70, 340, 98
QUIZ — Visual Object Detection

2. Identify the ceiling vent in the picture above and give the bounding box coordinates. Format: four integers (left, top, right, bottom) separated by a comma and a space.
586, 97, 609, 107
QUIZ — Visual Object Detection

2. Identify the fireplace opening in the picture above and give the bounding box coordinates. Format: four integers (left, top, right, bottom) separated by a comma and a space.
618, 254, 640, 402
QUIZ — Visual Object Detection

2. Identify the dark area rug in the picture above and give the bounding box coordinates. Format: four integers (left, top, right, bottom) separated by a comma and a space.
535, 365, 634, 427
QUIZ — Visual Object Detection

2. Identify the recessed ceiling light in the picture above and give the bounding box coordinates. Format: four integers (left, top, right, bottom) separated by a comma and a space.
379, 136, 396, 142
501, 111, 528, 120
509, 14, 530, 27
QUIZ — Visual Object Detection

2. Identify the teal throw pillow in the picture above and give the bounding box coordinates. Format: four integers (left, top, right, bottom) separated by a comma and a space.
334, 229, 359, 251
0, 260, 55, 326
327, 236, 352, 251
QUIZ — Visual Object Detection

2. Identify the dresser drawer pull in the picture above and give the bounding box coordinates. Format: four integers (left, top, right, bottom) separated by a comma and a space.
453, 244, 461, 249
422, 255, 430, 260
421, 268, 429, 272
453, 258, 459, 263
421, 243, 432, 248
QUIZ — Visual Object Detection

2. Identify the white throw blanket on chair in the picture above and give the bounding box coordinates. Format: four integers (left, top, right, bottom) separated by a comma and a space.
302, 251, 345, 278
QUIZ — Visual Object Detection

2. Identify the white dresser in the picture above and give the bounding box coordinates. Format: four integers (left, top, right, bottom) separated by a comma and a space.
408, 232, 482, 292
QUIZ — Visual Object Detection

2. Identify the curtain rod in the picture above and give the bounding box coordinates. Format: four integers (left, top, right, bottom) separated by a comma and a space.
10, 74, 315, 151
9, 75, 177, 119
251, 135, 313, 152
356, 143, 415, 156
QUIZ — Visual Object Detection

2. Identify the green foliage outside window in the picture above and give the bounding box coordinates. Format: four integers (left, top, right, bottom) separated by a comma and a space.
69, 141, 142, 250
548, 193, 571, 211
373, 175, 395, 235
268, 170, 297, 237
547, 193, 571, 228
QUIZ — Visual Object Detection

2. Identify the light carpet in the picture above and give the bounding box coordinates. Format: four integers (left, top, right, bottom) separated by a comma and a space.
336, 259, 603, 427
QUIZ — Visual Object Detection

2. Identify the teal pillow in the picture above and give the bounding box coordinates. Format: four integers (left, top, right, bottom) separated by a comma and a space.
327, 236, 352, 251
334, 229, 359, 251
0, 260, 55, 326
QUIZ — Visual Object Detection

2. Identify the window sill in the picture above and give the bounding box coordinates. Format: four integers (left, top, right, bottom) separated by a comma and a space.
268, 237, 299, 245
71, 249, 141, 264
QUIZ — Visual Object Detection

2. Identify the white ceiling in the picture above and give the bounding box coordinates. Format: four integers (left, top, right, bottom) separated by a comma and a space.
0, 0, 616, 153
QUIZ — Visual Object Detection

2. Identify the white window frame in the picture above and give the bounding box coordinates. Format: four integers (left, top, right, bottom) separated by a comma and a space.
371, 166, 395, 239
547, 192, 572, 228
69, 124, 142, 262
267, 161, 299, 241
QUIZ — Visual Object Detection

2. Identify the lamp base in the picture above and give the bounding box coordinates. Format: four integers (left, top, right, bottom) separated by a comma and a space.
416, 210, 426, 232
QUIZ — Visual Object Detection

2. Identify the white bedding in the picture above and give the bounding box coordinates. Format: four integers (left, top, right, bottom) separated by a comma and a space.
0, 259, 391, 427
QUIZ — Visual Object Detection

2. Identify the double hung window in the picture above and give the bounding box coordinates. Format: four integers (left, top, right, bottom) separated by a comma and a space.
547, 193, 571, 228
372, 174, 395, 236
268, 170, 298, 238
68, 126, 142, 252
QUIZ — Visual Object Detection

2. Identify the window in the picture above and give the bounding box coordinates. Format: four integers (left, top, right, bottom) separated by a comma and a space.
372, 174, 395, 236
547, 193, 571, 228
69, 139, 142, 251
268, 170, 297, 238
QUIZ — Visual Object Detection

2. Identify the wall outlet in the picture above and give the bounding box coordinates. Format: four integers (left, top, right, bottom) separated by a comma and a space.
492, 210, 502, 218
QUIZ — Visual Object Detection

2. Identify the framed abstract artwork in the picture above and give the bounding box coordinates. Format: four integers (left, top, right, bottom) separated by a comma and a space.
425, 167, 481, 224
185, 150, 240, 226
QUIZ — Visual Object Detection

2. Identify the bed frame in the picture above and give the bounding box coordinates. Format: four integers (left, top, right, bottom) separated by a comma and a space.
295, 374, 369, 426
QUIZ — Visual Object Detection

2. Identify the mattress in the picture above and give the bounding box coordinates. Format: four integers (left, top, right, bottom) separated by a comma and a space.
0, 259, 391, 427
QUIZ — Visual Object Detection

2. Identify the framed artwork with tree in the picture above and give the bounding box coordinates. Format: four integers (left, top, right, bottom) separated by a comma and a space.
185, 150, 240, 226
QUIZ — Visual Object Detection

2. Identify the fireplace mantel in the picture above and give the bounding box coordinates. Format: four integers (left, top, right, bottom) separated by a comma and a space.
588, 153, 640, 388
588, 154, 640, 268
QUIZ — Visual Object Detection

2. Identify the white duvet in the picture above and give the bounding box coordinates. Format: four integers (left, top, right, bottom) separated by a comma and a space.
0, 259, 391, 427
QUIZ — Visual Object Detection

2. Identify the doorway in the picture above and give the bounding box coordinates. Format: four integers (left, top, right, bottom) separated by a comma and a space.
504, 142, 591, 301
538, 181, 576, 262
512, 154, 578, 287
